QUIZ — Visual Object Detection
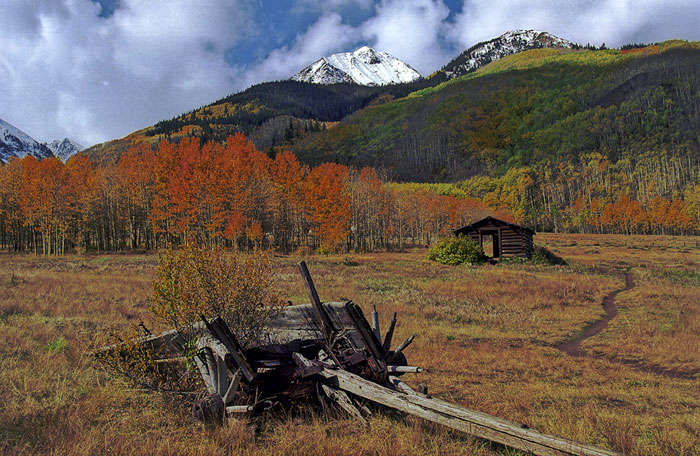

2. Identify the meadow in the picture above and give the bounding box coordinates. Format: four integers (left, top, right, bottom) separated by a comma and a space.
1, 234, 699, 455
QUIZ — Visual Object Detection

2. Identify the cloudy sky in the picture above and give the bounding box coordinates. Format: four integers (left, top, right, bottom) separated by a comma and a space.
1, 0, 699, 147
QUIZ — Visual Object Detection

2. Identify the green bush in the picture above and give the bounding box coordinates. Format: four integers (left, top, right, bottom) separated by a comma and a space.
428, 236, 486, 265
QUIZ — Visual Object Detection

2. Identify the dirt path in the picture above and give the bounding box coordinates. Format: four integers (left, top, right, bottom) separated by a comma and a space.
556, 271, 633, 357
556, 271, 699, 380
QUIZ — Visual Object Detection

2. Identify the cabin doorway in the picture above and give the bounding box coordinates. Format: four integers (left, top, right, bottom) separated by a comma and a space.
480, 230, 500, 258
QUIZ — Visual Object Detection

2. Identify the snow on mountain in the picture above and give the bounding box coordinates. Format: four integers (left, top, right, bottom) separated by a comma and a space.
46, 138, 84, 162
0, 118, 54, 163
439, 30, 575, 80
291, 46, 422, 86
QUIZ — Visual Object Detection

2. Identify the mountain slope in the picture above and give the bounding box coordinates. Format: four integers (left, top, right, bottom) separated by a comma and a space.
0, 118, 54, 163
83, 78, 435, 164
291, 46, 422, 86
292, 41, 700, 182
431, 30, 574, 81
82, 31, 574, 164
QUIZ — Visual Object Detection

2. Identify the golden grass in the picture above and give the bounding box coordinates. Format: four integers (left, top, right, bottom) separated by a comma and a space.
539, 233, 700, 377
1, 236, 700, 455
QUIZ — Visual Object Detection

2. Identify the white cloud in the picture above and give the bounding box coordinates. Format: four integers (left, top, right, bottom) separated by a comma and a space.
240, 13, 360, 87
450, 0, 700, 50
360, 0, 452, 74
0, 0, 254, 146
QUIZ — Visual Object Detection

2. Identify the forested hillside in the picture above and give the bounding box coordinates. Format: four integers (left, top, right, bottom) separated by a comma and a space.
83, 79, 434, 164
292, 41, 700, 231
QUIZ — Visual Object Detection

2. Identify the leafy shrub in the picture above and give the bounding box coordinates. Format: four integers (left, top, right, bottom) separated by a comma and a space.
97, 243, 282, 392
428, 236, 486, 265
150, 242, 282, 347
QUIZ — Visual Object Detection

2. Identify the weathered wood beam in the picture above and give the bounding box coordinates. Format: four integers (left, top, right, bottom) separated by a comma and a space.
344, 302, 387, 379
387, 365, 423, 374
223, 369, 242, 405
194, 354, 217, 395
202, 318, 256, 382
371, 305, 381, 342
203, 347, 218, 391
215, 355, 228, 396
320, 366, 617, 456
382, 312, 397, 354
225, 405, 254, 414
321, 384, 368, 425
297, 261, 336, 341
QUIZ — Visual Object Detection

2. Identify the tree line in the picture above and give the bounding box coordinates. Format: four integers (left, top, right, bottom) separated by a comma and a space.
0, 134, 494, 255
2, 133, 698, 256
456, 159, 699, 235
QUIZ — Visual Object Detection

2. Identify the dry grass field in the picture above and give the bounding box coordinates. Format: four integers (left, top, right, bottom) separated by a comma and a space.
1, 234, 699, 455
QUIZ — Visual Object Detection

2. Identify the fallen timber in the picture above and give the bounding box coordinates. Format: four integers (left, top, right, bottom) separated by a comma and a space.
99, 261, 617, 456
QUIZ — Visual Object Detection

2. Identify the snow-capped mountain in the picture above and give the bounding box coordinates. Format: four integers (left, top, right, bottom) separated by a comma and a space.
437, 30, 574, 80
291, 46, 422, 86
46, 138, 84, 162
0, 118, 54, 163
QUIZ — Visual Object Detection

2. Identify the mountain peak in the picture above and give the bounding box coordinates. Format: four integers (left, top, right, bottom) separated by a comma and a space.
291, 46, 421, 86
46, 138, 84, 162
0, 118, 54, 163
435, 30, 574, 80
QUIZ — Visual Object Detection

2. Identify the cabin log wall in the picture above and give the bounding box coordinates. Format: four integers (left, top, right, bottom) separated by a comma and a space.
454, 217, 534, 259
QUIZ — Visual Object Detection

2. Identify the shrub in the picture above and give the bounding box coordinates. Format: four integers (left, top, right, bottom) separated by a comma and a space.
97, 243, 283, 392
150, 242, 282, 347
428, 236, 486, 265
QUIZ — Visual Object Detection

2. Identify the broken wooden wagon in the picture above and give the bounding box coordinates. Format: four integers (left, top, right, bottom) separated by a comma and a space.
98, 261, 617, 456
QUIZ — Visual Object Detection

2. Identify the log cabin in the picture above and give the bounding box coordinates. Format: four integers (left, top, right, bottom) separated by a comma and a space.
453, 216, 534, 259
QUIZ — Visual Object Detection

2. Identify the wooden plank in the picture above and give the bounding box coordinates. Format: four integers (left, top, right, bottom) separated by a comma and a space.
320, 367, 618, 456
344, 302, 386, 364
263, 302, 364, 348
205, 318, 257, 382
297, 261, 336, 341
371, 305, 381, 342
225, 405, 254, 414
194, 355, 217, 395
387, 365, 423, 374
94, 325, 193, 360
382, 312, 397, 353
203, 347, 218, 391
325, 302, 366, 348
223, 369, 242, 404
321, 384, 368, 424
387, 375, 416, 395
215, 355, 228, 396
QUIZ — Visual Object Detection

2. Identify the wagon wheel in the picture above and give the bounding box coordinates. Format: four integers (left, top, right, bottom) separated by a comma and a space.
369, 305, 416, 370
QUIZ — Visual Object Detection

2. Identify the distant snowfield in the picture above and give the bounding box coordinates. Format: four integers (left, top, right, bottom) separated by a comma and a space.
292, 46, 422, 86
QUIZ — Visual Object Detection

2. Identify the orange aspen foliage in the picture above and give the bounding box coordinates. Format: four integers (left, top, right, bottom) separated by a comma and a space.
305, 162, 350, 252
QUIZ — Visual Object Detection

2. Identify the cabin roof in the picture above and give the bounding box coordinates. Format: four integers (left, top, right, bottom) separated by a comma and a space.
453, 216, 535, 236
